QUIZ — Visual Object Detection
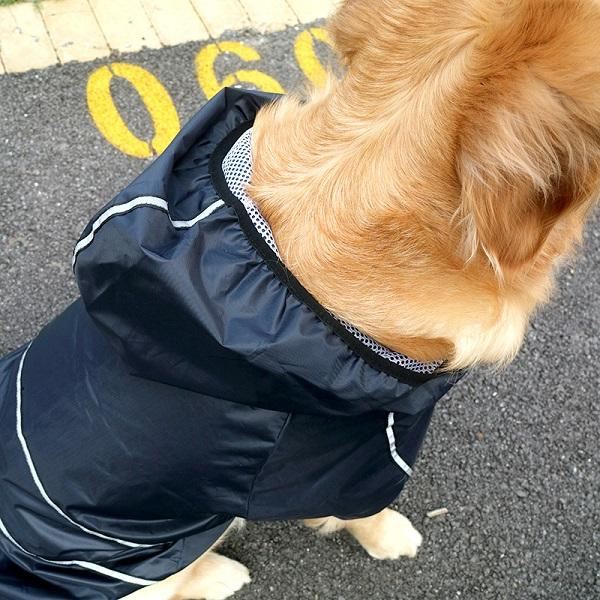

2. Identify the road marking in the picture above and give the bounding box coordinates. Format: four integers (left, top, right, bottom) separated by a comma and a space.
88, 0, 161, 54
85, 28, 333, 158
0, 2, 57, 73
140, 0, 210, 47
196, 41, 285, 100
40, 0, 109, 64
87, 63, 180, 159
295, 28, 333, 88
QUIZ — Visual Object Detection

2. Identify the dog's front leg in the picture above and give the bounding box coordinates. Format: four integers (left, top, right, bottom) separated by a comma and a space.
305, 507, 422, 559
120, 551, 250, 600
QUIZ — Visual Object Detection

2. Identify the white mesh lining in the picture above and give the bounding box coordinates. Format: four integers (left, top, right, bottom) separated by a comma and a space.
222, 129, 441, 375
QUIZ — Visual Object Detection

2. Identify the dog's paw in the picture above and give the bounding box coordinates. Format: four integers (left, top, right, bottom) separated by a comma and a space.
350, 508, 423, 560
304, 516, 346, 535
190, 553, 251, 600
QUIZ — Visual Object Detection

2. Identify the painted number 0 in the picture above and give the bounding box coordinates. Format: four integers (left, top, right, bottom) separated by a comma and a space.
87, 63, 181, 159
295, 28, 333, 88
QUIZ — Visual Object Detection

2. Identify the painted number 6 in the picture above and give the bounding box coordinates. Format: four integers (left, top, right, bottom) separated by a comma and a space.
196, 41, 285, 99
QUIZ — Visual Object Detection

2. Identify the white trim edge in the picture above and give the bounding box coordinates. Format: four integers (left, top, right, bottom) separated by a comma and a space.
72, 196, 225, 267
386, 413, 413, 477
15, 345, 154, 549
0, 516, 156, 587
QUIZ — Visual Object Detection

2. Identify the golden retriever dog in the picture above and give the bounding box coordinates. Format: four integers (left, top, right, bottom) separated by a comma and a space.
126, 0, 600, 598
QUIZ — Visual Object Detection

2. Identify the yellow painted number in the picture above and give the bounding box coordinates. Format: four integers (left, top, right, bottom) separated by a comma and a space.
87, 63, 181, 159
196, 41, 284, 100
295, 28, 333, 88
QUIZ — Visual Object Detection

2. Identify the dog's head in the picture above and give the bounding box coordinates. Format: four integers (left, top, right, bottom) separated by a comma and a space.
330, 0, 600, 273
323, 0, 600, 366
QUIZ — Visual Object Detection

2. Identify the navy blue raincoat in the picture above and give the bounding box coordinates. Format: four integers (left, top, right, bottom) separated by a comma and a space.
0, 88, 461, 599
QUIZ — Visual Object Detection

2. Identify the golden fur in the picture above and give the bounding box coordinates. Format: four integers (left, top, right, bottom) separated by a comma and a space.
250, 0, 600, 370
128, 1, 600, 598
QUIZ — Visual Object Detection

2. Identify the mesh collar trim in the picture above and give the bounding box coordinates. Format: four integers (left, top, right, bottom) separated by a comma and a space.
222, 128, 442, 376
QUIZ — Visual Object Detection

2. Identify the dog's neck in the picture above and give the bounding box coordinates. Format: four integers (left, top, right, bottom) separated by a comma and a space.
249, 81, 559, 368
249, 82, 455, 363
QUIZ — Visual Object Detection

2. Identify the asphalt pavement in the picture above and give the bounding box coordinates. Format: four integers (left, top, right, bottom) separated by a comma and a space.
0, 25, 598, 600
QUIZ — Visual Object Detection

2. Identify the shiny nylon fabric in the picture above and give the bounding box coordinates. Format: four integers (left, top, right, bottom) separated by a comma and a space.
0, 88, 461, 598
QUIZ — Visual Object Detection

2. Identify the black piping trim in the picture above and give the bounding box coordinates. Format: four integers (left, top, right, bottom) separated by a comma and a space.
209, 120, 445, 386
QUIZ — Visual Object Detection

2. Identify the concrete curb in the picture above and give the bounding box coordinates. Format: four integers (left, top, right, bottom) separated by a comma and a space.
0, 0, 338, 74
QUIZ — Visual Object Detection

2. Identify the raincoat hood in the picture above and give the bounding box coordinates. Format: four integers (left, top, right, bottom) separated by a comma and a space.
75, 87, 455, 417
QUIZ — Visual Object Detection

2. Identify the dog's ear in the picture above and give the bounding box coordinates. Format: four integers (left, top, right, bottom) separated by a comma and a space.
456, 0, 600, 273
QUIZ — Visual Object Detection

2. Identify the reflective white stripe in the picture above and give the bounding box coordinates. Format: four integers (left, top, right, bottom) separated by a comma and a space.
386, 413, 413, 477
170, 199, 225, 228
16, 345, 153, 549
72, 196, 167, 266
0, 516, 156, 587
72, 196, 225, 267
